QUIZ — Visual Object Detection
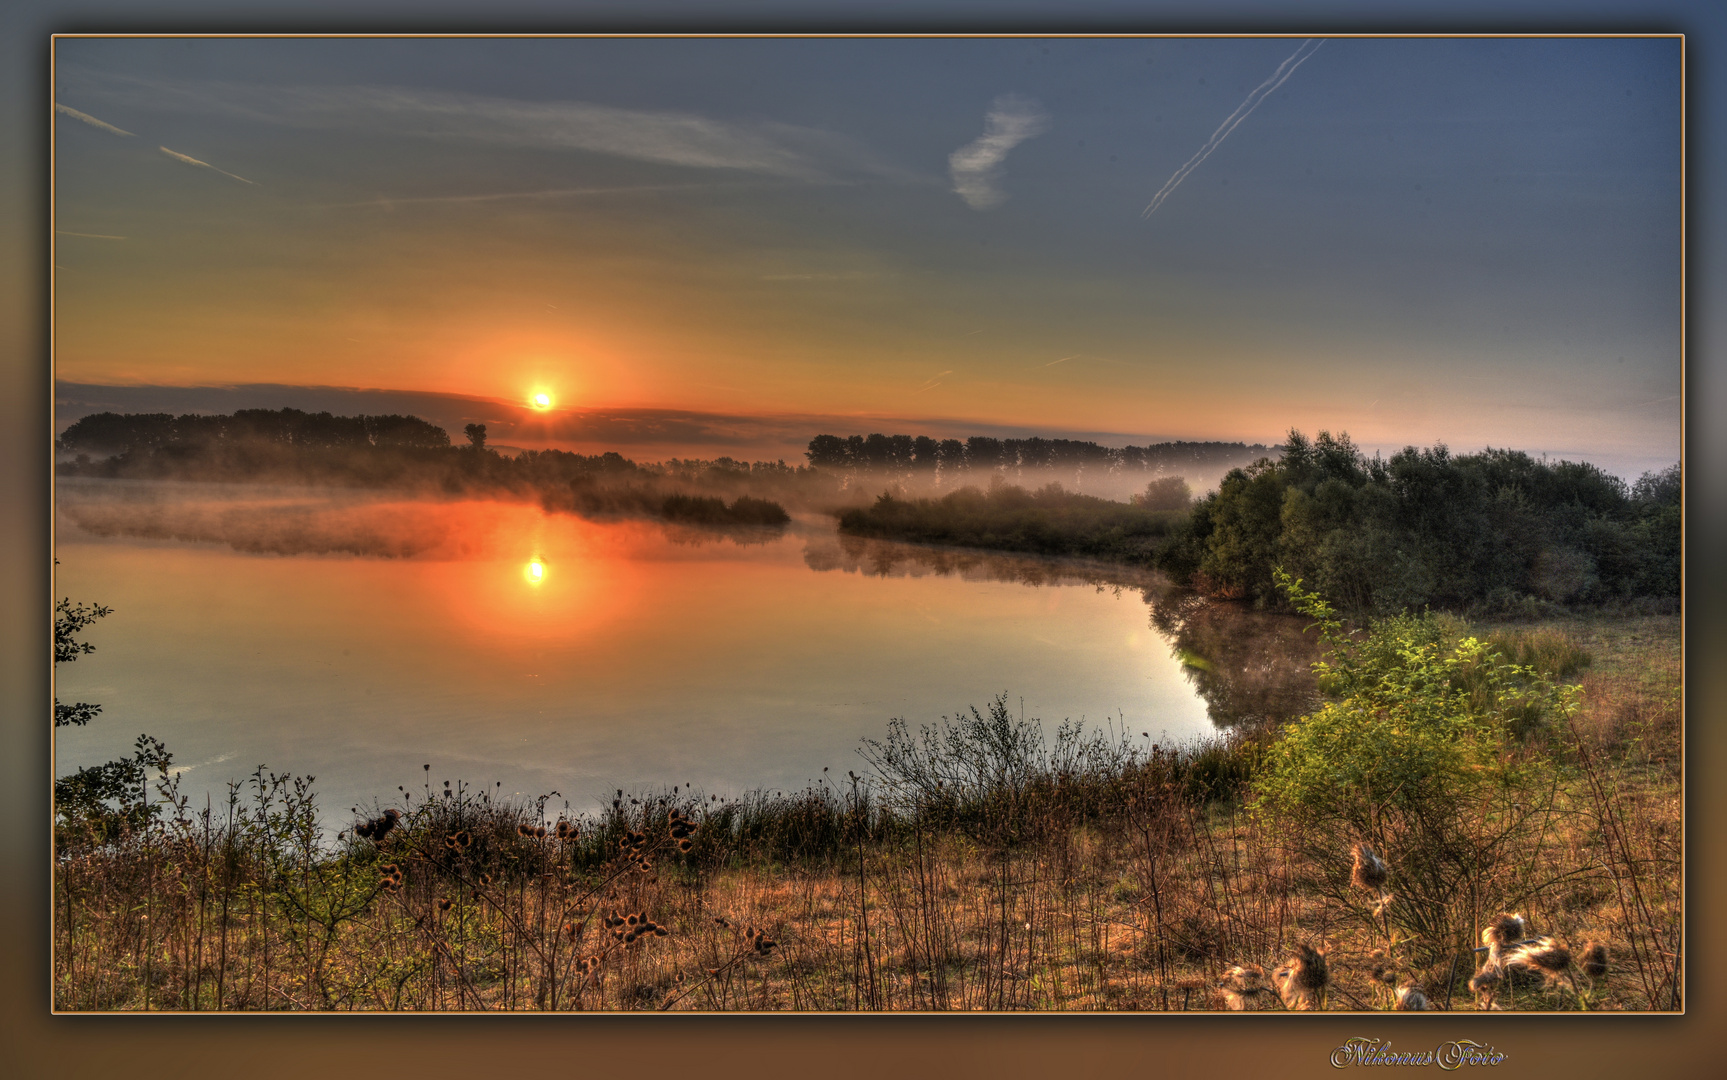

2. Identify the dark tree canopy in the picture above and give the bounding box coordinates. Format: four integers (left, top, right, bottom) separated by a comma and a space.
1158, 429, 1680, 613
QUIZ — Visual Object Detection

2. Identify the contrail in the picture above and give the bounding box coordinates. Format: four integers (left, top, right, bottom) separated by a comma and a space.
55, 103, 134, 137
159, 146, 257, 185
1142, 38, 1324, 219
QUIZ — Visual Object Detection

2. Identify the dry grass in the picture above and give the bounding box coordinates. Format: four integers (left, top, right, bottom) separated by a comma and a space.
53, 614, 1680, 1012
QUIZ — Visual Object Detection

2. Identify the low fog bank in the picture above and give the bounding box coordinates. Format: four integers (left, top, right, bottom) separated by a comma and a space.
53, 479, 816, 560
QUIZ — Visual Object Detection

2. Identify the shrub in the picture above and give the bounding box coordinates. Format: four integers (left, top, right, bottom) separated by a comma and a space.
1252, 570, 1575, 962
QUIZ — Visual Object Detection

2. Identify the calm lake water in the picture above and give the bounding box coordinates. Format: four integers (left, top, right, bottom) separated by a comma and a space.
54, 480, 1303, 822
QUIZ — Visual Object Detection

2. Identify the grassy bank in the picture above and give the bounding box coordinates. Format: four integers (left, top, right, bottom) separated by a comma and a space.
53, 615, 1679, 1012
837, 482, 1187, 565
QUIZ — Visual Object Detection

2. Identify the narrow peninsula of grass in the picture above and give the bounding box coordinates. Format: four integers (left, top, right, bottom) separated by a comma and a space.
836, 480, 1190, 565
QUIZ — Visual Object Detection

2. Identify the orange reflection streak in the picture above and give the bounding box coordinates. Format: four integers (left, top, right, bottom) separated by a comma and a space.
430, 504, 660, 652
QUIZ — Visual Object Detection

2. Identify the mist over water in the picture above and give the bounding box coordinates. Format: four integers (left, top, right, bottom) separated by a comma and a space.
54, 479, 1311, 825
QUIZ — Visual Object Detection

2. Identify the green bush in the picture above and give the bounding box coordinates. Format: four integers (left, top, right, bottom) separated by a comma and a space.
1252, 570, 1575, 962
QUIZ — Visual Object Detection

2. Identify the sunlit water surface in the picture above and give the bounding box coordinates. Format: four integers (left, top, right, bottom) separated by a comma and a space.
55, 482, 1226, 821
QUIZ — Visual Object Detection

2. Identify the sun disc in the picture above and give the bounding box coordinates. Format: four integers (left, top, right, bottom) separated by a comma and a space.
532, 392, 552, 409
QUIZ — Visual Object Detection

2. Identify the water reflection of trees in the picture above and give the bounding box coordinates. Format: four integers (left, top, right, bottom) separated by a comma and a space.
803, 534, 1317, 730
1147, 592, 1319, 731
802, 533, 1163, 589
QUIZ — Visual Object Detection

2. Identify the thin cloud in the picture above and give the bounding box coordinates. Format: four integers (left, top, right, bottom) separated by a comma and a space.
1045, 355, 1078, 367
1142, 38, 1324, 219
159, 146, 257, 185
56, 230, 126, 240
325, 182, 720, 209
59, 70, 914, 184
54, 102, 134, 137
949, 94, 1050, 210
916, 370, 955, 393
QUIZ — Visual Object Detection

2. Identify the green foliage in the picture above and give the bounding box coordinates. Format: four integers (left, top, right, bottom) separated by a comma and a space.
54, 734, 175, 848
1165, 428, 1680, 612
660, 493, 791, 526
1133, 476, 1193, 512
1252, 571, 1576, 961
838, 482, 1184, 563
1256, 571, 1571, 823
55, 595, 112, 727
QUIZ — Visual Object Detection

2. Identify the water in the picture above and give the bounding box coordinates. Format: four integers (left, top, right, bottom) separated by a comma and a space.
53, 479, 1307, 822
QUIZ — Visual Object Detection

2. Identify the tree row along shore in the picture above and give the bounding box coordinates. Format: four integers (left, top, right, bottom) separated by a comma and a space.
57, 409, 1679, 617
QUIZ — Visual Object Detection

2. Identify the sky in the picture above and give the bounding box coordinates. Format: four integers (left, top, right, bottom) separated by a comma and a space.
51, 35, 1682, 476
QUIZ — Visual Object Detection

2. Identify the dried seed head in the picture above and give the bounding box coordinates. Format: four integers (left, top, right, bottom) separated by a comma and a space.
1272, 944, 1329, 1011
1350, 842, 1390, 891
1394, 983, 1429, 1011
438, 897, 452, 912
534, 825, 548, 840
1219, 964, 1266, 995
678, 839, 693, 853
1369, 949, 1397, 985
1505, 937, 1571, 981
518, 823, 534, 838
479, 872, 493, 886
1580, 941, 1609, 980
1482, 913, 1527, 953
654, 926, 669, 937
1469, 964, 1502, 1000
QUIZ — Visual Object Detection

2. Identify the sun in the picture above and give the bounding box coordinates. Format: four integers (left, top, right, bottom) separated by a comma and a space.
525, 559, 546, 585
531, 391, 553, 410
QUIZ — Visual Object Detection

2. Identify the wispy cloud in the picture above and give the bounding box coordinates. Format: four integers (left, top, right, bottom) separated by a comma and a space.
916, 370, 955, 393
58, 69, 913, 184
1142, 38, 1324, 219
55, 102, 134, 137
948, 94, 1050, 210
1044, 355, 1078, 367
326, 182, 720, 210
159, 146, 257, 185
56, 230, 126, 240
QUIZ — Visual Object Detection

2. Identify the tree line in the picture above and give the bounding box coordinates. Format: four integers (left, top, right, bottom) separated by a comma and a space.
1159, 430, 1681, 614
805, 432, 1269, 474
59, 408, 453, 455
56, 408, 809, 529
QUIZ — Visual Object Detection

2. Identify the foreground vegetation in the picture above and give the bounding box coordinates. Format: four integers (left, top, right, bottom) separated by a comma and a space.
53, 605, 1680, 1012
